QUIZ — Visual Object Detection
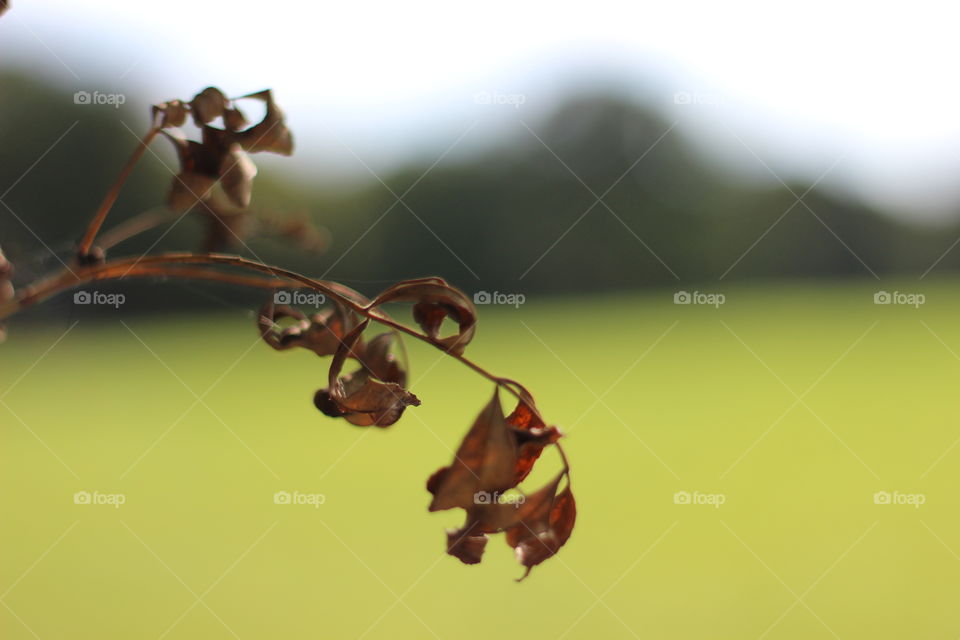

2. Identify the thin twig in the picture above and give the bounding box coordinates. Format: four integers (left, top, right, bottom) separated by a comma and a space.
98, 207, 179, 250
77, 126, 160, 257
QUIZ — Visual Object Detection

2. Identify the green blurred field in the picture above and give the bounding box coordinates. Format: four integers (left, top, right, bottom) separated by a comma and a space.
3, 279, 960, 638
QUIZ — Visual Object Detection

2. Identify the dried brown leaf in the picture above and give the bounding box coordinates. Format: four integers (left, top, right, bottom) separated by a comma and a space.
154, 100, 188, 128
445, 528, 488, 565
232, 90, 294, 155
319, 319, 420, 427
218, 143, 257, 209
504, 474, 576, 580
258, 298, 360, 357
427, 389, 518, 511
223, 106, 249, 131
507, 394, 562, 484
190, 87, 228, 126
370, 278, 477, 356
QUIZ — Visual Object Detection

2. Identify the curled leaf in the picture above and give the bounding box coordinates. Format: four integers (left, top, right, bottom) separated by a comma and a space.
506, 479, 576, 580
370, 278, 477, 356
153, 100, 188, 128
506, 390, 562, 484
190, 87, 228, 126
232, 90, 294, 155
258, 298, 359, 357
317, 320, 419, 427
258, 303, 309, 350
223, 106, 249, 131
361, 331, 408, 387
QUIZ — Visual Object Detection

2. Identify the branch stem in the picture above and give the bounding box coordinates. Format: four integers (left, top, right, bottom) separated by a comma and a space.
77, 126, 160, 257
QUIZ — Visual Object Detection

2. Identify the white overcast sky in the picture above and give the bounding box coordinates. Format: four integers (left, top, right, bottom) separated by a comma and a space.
3, 0, 960, 219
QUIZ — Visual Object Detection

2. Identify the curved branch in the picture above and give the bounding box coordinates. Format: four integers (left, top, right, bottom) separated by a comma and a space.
77, 125, 160, 258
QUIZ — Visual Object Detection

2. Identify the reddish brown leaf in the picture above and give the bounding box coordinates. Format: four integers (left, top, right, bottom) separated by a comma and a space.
360, 331, 407, 387
445, 528, 487, 565
507, 395, 562, 484
442, 472, 565, 566
320, 319, 419, 427
258, 298, 360, 357
428, 389, 518, 511
505, 474, 576, 580
370, 277, 477, 356
258, 302, 309, 350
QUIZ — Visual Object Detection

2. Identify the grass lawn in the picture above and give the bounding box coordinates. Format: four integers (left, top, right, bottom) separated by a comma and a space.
2, 278, 960, 638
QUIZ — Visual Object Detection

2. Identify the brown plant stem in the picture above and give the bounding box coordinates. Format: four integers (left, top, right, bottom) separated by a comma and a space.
97, 207, 179, 250
1, 251, 570, 467
77, 126, 160, 258
3, 254, 500, 387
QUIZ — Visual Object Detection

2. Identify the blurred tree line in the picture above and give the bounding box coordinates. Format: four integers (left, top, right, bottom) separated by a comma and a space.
1, 72, 957, 318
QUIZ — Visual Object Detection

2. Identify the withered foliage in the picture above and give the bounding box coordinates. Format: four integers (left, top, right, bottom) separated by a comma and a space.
0, 58, 577, 577
152, 87, 318, 252
427, 388, 572, 578
257, 277, 575, 578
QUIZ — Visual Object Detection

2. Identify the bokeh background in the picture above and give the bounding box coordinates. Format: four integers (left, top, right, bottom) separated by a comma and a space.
3, 1, 960, 638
